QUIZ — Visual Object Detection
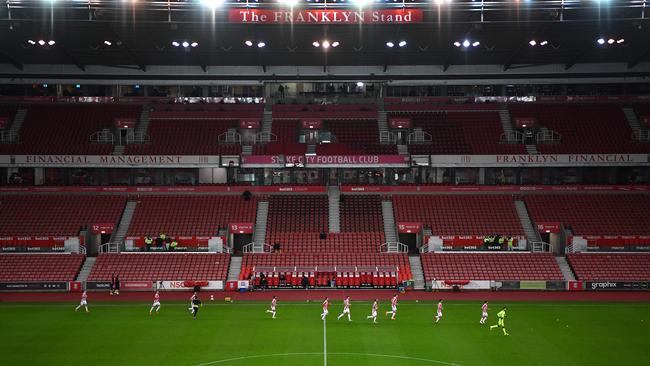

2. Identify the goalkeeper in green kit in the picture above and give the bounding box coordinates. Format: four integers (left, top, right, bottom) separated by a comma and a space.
490, 306, 509, 336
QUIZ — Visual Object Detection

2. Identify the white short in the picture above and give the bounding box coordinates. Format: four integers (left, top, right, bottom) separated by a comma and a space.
153, 301, 161, 307
271, 306, 276, 311
437, 311, 443, 317
322, 309, 329, 315
482, 311, 488, 318
371, 310, 377, 317
343, 308, 350, 314
392, 305, 397, 312
80, 300, 87, 306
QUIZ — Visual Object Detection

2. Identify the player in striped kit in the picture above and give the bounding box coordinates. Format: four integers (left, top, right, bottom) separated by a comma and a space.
385, 294, 399, 320
188, 292, 197, 313
74, 291, 89, 313
149, 291, 161, 315
320, 297, 329, 320
434, 299, 443, 324
265, 296, 277, 319
366, 299, 379, 324
337, 296, 352, 322
479, 301, 489, 324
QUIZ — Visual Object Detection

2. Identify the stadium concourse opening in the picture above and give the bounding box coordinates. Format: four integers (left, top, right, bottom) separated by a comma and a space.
1, 0, 650, 364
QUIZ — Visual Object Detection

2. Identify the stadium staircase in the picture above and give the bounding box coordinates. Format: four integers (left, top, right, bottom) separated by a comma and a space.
8, 108, 27, 136
261, 109, 273, 136
514, 199, 542, 245
623, 106, 650, 140
381, 199, 398, 243
252, 200, 269, 245
112, 145, 125, 155
555, 256, 576, 281
76, 257, 96, 282
227, 256, 242, 281
525, 144, 539, 155
498, 107, 516, 138
241, 145, 253, 155
135, 105, 151, 136
408, 255, 426, 290
306, 144, 316, 155
111, 200, 139, 245
328, 186, 341, 233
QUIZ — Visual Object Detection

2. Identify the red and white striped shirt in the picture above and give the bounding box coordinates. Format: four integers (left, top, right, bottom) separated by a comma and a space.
154, 293, 160, 301
482, 303, 488, 313
271, 298, 277, 307
322, 300, 329, 310
437, 302, 443, 312
372, 301, 378, 312
391, 296, 398, 307
81, 293, 87, 301
343, 298, 350, 310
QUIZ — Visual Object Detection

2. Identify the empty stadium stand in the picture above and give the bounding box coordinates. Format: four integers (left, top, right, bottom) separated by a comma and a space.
0, 195, 126, 237
392, 195, 524, 236
127, 195, 258, 238
509, 103, 650, 153
0, 104, 141, 155
567, 253, 650, 281
340, 195, 384, 232
0, 254, 85, 281
420, 253, 564, 281
87, 253, 231, 281
265, 232, 385, 253
524, 194, 650, 236
321, 119, 397, 155
266, 195, 328, 233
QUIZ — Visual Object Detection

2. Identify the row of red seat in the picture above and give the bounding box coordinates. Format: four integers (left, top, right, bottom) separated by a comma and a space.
0, 254, 85, 281
567, 253, 650, 281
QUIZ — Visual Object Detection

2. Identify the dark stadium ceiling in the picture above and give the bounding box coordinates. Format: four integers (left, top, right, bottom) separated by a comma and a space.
0, 0, 649, 71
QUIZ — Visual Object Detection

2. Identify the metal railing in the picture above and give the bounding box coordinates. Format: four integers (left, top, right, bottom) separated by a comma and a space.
255, 132, 278, 144
99, 242, 120, 253
243, 242, 272, 253
632, 129, 650, 142
0, 130, 19, 143
379, 242, 409, 253
126, 131, 151, 144
218, 131, 242, 144
531, 241, 553, 253
89, 130, 115, 144
380, 131, 397, 144
500, 131, 525, 144
536, 130, 561, 144
407, 130, 432, 144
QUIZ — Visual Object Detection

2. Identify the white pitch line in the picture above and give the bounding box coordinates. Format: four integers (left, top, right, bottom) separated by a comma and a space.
194, 352, 461, 366
323, 316, 328, 366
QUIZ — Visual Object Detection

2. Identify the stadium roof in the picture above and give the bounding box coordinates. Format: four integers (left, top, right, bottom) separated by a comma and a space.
0, 1, 648, 75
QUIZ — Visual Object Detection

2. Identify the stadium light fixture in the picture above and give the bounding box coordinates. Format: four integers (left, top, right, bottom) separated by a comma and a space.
540, 40, 548, 46
257, 41, 266, 48
172, 41, 180, 47
191, 42, 199, 48
322, 40, 330, 49
529, 40, 537, 46
398, 40, 407, 47
331, 41, 339, 47
182, 41, 190, 48
472, 41, 480, 47
245, 40, 253, 47
617, 38, 624, 44
28, 40, 36, 45
607, 38, 615, 44
278, 0, 299, 7
200, 0, 225, 9
356, 82, 364, 87
386, 41, 395, 48
38, 40, 46, 46
453, 41, 461, 47
462, 40, 470, 48
312, 41, 320, 47
596, 38, 606, 45
351, 0, 371, 8
104, 40, 112, 46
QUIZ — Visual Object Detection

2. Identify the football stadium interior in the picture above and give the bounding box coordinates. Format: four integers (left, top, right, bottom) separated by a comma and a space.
1, 1, 650, 365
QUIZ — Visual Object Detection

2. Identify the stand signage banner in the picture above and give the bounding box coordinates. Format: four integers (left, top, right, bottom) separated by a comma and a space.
586, 281, 650, 291
0, 282, 68, 291
228, 9, 423, 24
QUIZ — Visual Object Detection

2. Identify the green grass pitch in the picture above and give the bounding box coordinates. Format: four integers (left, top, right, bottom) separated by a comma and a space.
1, 300, 649, 366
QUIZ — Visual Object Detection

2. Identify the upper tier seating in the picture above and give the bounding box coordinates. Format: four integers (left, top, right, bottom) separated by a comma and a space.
272, 104, 377, 119
88, 253, 230, 281
252, 119, 307, 155
632, 104, 650, 128
390, 111, 525, 155
420, 253, 564, 281
567, 253, 650, 281
0, 104, 18, 125
0, 254, 85, 281
266, 195, 328, 233
340, 195, 384, 232
265, 232, 385, 253
128, 195, 258, 237
393, 195, 523, 236
0, 195, 126, 237
124, 119, 241, 155
524, 194, 650, 236
509, 103, 649, 153
0, 104, 141, 155
320, 119, 397, 155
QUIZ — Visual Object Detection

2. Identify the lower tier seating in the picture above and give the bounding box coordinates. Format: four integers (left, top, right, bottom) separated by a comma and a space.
87, 253, 230, 281
567, 253, 650, 281
420, 253, 563, 281
0, 254, 85, 281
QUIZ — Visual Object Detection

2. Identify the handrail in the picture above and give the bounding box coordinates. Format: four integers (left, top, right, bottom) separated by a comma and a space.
536, 130, 561, 144
407, 130, 432, 144
126, 130, 151, 144
99, 242, 120, 253
500, 131, 525, 144
531, 241, 553, 253
380, 131, 397, 144
218, 131, 242, 144
255, 131, 278, 144
89, 130, 115, 144
632, 129, 650, 142
243, 242, 272, 253
0, 130, 19, 143
379, 242, 408, 253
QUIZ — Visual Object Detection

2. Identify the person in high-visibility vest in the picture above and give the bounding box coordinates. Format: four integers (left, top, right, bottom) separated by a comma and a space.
507, 236, 514, 251
490, 306, 509, 336
144, 236, 153, 252
483, 236, 490, 248
170, 239, 178, 251
498, 236, 505, 249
